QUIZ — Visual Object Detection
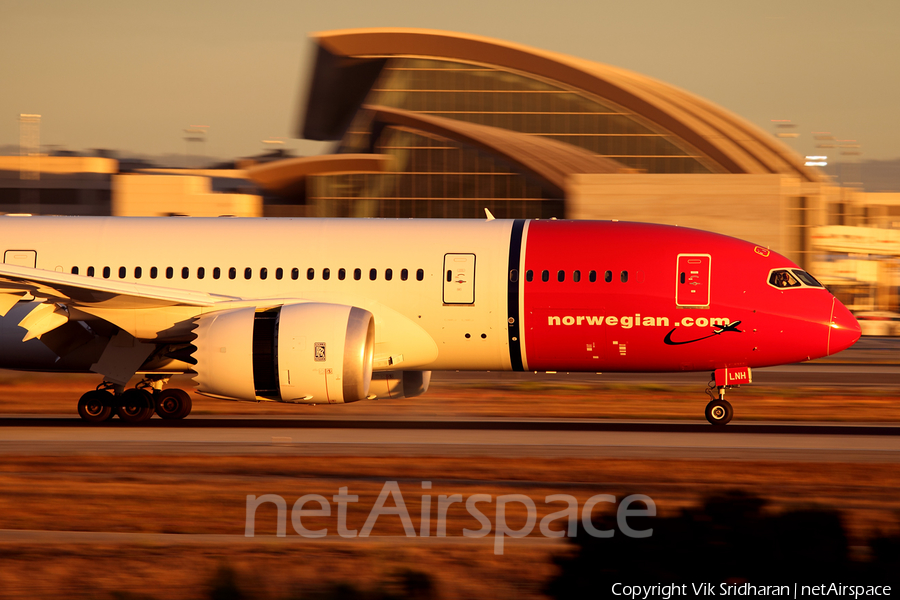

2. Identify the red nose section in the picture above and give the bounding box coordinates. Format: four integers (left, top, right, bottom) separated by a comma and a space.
827, 298, 861, 356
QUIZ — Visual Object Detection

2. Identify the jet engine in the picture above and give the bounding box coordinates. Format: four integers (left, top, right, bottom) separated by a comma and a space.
368, 371, 431, 399
192, 303, 374, 403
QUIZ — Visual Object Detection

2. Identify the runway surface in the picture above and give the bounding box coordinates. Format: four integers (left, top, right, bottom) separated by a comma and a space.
0, 528, 564, 546
1, 338, 897, 462
433, 363, 900, 387
1, 417, 897, 462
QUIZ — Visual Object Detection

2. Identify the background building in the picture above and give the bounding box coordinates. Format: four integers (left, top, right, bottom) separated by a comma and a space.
253, 29, 828, 269
1, 28, 896, 319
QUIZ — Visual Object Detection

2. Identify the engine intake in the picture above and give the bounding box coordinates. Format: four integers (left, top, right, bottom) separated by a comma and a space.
192, 303, 374, 403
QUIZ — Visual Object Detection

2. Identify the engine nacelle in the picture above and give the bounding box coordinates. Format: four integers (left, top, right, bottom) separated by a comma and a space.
368, 371, 432, 400
192, 303, 374, 403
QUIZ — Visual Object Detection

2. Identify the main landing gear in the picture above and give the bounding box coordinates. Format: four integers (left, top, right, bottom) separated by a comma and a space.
76, 377, 192, 424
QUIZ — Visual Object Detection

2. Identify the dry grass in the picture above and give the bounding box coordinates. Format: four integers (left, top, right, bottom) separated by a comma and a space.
1, 454, 899, 599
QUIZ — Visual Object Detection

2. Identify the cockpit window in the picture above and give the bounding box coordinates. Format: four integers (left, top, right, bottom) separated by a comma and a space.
792, 270, 824, 288
769, 269, 801, 288
768, 269, 824, 289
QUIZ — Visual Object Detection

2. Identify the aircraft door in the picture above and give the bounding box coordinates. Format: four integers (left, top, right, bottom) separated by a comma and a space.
676, 254, 711, 308
4, 250, 36, 268
4, 250, 37, 301
443, 253, 476, 304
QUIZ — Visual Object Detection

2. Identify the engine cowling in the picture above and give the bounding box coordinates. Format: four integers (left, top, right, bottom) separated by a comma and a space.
192, 303, 374, 403
368, 371, 431, 400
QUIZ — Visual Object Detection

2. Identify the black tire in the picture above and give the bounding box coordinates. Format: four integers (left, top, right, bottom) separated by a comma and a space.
705, 399, 734, 425
116, 388, 155, 424
77, 390, 114, 423
156, 389, 192, 420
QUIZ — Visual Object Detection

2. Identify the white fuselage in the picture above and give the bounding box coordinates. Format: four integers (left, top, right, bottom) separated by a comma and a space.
0, 216, 517, 372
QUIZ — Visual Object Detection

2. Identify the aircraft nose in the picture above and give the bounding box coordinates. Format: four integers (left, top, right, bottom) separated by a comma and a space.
827, 297, 861, 356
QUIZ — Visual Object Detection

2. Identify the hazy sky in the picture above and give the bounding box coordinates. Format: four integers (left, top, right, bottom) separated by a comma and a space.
2, 0, 898, 161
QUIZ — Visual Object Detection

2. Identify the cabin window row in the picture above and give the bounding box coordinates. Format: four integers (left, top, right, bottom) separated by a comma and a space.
70, 266, 426, 282
524, 269, 629, 283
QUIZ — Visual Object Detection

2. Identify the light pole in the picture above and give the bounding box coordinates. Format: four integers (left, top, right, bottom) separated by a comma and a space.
18, 113, 41, 207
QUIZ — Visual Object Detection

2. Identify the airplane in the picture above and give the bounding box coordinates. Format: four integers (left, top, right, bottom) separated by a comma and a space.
0, 215, 860, 426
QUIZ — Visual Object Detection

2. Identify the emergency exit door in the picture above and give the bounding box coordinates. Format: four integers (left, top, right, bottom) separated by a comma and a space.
676, 254, 711, 307
443, 253, 476, 304
4, 250, 36, 268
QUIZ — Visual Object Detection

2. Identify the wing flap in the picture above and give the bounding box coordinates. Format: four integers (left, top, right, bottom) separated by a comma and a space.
0, 292, 27, 317
18, 302, 69, 341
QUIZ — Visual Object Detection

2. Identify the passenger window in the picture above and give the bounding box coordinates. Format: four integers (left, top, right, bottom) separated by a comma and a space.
541, 270, 549, 282
307, 268, 315, 280
197, 267, 205, 280
118, 267, 126, 279
166, 267, 174, 280
370, 268, 377, 281
182, 267, 189, 279
385, 268, 393, 281
354, 268, 362, 281
244, 267, 252, 280
87, 266, 95, 277
416, 268, 424, 281
103, 267, 110, 279
291, 268, 299, 280
509, 269, 518, 283
573, 270, 581, 283
526, 270, 533, 282
604, 270, 612, 283
401, 268, 408, 281
275, 268, 283, 280
323, 268, 330, 281
71, 266, 79, 275
589, 270, 597, 282
229, 267, 237, 280
213, 267, 221, 280
338, 268, 346, 281
260, 267, 267, 280
134, 267, 142, 279
557, 270, 565, 283
769, 269, 801, 288
620, 271, 628, 283
150, 267, 157, 279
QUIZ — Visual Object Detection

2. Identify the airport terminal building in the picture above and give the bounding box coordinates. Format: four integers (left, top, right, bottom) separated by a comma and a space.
246, 28, 896, 314
1, 28, 897, 315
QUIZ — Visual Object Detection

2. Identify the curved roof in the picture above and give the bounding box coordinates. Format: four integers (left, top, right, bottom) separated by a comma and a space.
246, 154, 389, 196
304, 28, 821, 183
367, 106, 627, 197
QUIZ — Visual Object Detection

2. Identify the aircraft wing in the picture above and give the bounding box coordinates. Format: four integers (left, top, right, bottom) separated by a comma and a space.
0, 263, 238, 313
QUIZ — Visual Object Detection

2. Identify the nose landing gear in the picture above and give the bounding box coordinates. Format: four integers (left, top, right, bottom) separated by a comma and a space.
76, 377, 193, 424
703, 368, 750, 426
705, 395, 734, 425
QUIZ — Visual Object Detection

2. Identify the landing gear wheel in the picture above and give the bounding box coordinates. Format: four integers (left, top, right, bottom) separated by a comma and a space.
116, 388, 155, 424
155, 389, 192, 420
705, 399, 734, 425
77, 390, 114, 423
